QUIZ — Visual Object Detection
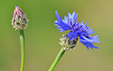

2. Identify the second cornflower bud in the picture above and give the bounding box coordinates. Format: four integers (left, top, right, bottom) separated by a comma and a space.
59, 34, 78, 50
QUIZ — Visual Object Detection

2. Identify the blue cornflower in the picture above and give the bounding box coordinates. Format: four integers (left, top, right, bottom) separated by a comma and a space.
54, 10, 100, 49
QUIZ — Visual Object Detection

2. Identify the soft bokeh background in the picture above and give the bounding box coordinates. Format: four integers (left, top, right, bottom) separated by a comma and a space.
0, 0, 113, 71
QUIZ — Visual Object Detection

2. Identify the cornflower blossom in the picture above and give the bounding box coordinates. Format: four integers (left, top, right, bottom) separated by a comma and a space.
54, 11, 100, 49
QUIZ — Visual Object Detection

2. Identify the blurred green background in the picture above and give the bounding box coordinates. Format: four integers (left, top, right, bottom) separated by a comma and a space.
0, 0, 113, 71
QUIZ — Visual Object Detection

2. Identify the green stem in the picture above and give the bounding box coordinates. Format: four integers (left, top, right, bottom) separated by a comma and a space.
48, 47, 65, 71
19, 30, 25, 71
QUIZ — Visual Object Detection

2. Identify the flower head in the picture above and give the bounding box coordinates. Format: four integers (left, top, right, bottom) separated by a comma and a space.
12, 6, 28, 30
54, 10, 100, 50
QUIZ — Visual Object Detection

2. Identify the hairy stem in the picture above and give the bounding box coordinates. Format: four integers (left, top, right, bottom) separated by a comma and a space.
48, 47, 65, 71
20, 30, 25, 71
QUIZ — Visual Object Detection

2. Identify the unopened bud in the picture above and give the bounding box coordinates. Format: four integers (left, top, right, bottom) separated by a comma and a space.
12, 6, 28, 30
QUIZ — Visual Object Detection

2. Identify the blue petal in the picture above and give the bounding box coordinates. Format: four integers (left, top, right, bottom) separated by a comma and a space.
87, 28, 95, 35
80, 40, 99, 49
59, 30, 64, 32
71, 12, 75, 24
70, 36, 74, 40
67, 31, 72, 37
85, 26, 90, 30
55, 11, 71, 32
56, 27, 61, 30
67, 31, 78, 41
72, 11, 75, 18
64, 16, 68, 23
74, 13, 78, 21
80, 21, 84, 25
93, 35, 99, 38
68, 12, 72, 19
55, 11, 62, 24
82, 23, 87, 28
54, 21, 61, 26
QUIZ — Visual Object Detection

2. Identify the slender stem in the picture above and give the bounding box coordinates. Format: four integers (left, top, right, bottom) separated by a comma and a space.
19, 30, 25, 71
48, 47, 65, 71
